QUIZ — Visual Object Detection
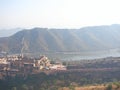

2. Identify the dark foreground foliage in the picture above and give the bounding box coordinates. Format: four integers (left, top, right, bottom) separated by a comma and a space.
0, 68, 120, 90
1, 57, 120, 90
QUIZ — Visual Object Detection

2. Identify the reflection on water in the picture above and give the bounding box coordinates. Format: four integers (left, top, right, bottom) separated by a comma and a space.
61, 52, 120, 61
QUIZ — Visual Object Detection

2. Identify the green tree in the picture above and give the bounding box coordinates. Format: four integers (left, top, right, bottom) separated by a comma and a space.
69, 85, 75, 90
21, 84, 29, 90
114, 82, 120, 89
62, 62, 67, 66
11, 87, 17, 90
50, 60, 55, 64
106, 84, 112, 90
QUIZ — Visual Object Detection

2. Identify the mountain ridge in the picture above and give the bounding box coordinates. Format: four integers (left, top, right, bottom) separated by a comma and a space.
0, 24, 120, 54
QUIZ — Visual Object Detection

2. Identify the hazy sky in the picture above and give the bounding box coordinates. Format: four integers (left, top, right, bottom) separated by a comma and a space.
0, 0, 120, 29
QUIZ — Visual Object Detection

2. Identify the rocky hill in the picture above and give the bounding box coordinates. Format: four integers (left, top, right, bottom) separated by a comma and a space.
0, 24, 120, 54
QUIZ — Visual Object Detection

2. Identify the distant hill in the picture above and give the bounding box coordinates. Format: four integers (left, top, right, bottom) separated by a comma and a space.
0, 28, 22, 37
0, 24, 120, 54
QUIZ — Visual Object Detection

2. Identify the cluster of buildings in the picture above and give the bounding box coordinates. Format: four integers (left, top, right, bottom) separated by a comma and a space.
0, 55, 66, 78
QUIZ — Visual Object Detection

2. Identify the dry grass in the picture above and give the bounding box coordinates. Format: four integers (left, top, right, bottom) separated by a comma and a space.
75, 85, 105, 90
59, 84, 120, 90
